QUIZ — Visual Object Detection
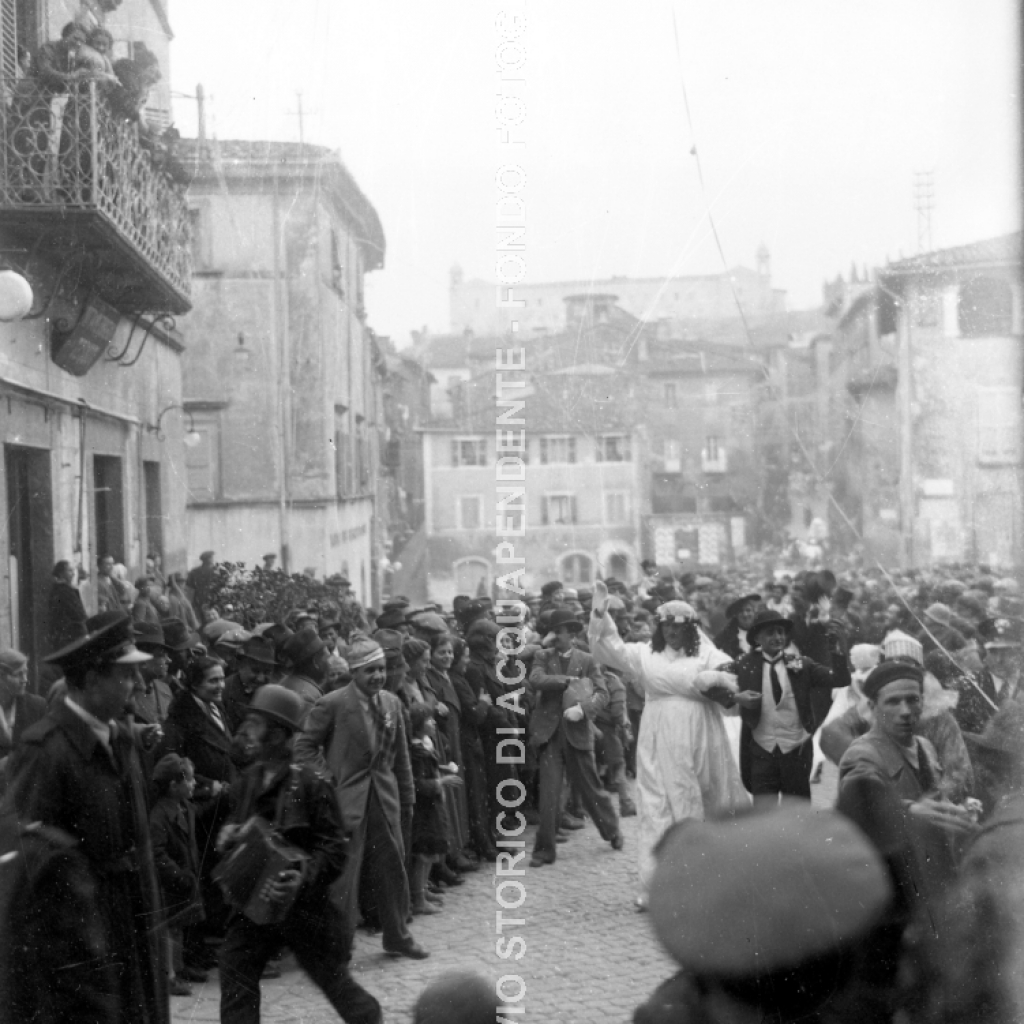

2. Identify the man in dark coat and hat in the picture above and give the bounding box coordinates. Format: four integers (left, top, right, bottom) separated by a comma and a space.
7, 612, 169, 1024
732, 608, 849, 800
47, 558, 87, 653
527, 608, 622, 866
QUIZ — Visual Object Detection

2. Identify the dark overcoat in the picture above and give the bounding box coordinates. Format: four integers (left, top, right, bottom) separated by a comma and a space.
528, 646, 608, 751
8, 700, 169, 1024
149, 796, 204, 928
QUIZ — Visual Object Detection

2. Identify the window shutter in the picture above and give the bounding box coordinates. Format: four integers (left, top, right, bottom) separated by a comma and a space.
570, 495, 578, 524
541, 498, 549, 526
568, 437, 576, 463
1, 0, 16, 80
451, 439, 459, 467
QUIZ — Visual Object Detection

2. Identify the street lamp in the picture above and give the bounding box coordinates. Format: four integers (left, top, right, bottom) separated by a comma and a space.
150, 403, 202, 446
0, 267, 34, 321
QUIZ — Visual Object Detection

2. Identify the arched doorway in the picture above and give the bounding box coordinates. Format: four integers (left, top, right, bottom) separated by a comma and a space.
558, 551, 593, 587
454, 557, 490, 597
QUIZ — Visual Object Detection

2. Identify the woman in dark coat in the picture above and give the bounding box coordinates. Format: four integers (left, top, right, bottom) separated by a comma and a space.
450, 637, 498, 860
158, 656, 241, 968
426, 633, 474, 872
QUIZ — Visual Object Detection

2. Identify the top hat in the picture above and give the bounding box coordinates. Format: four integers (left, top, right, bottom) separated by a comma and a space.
44, 612, 151, 671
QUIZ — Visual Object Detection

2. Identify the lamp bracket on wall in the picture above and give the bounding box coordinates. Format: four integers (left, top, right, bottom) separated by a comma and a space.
148, 402, 200, 444
106, 312, 177, 367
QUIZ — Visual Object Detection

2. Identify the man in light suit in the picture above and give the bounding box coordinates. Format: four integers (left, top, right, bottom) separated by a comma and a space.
295, 638, 428, 960
527, 609, 623, 867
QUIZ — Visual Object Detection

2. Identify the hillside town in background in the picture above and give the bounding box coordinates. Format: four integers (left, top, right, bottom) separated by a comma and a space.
0, 0, 1020, 667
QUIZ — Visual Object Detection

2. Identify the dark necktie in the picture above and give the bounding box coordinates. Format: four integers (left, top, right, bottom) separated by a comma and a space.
369, 694, 387, 754
770, 659, 782, 708
768, 660, 783, 706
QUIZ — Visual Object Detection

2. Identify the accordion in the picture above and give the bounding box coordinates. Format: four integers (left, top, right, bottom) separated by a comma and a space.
212, 816, 310, 926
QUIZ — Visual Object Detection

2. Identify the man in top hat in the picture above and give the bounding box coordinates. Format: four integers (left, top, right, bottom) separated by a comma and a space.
218, 685, 383, 1024
637, 803, 895, 1024
733, 608, 849, 800
222, 635, 278, 733
295, 638, 427, 960
527, 608, 622, 867
8, 612, 169, 1024
713, 593, 760, 660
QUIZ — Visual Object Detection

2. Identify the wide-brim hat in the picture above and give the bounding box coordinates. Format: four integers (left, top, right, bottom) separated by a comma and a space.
202, 619, 242, 643
280, 631, 327, 668
133, 620, 171, 651
239, 635, 277, 668
547, 608, 583, 633
162, 617, 205, 652
748, 608, 793, 642
44, 612, 151, 670
725, 594, 761, 620
650, 803, 891, 978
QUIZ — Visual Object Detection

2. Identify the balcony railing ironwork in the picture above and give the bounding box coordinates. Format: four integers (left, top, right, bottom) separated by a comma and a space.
0, 80, 191, 313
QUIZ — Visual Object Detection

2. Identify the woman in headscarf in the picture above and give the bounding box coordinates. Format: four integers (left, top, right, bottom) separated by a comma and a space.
588, 580, 756, 909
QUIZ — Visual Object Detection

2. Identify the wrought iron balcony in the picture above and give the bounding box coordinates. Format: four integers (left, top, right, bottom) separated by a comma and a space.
0, 80, 192, 314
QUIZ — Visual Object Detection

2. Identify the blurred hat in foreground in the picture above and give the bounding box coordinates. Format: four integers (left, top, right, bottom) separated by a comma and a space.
650, 803, 891, 977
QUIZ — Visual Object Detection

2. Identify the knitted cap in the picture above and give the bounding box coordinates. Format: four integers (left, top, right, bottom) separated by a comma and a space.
881, 630, 924, 666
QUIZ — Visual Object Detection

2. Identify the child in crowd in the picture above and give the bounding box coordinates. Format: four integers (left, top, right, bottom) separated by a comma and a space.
408, 702, 457, 915
149, 753, 206, 996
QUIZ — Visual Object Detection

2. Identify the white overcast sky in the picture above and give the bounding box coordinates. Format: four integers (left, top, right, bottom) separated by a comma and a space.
170, 0, 1020, 345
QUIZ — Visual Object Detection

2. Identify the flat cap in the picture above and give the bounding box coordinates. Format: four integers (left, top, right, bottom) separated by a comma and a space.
650, 804, 891, 977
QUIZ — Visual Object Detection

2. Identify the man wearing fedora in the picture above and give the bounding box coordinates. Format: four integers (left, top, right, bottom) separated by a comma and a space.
295, 638, 427, 960
223, 635, 278, 733
734, 608, 849, 800
527, 608, 622, 867
8, 612, 169, 1023
218, 685, 383, 1024
132, 620, 177, 725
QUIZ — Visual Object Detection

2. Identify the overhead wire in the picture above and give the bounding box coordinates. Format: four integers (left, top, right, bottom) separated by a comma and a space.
664, 1, 999, 712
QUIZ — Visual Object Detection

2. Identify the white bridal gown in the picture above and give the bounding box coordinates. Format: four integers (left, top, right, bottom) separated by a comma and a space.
588, 612, 751, 895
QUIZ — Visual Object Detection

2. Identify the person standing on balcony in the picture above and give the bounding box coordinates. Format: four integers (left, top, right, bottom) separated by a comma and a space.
34, 23, 89, 92
75, 28, 118, 86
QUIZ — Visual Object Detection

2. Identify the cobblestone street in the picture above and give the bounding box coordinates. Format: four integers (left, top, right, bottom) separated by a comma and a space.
172, 767, 837, 1023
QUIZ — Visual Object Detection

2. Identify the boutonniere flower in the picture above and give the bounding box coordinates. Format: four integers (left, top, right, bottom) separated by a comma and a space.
783, 651, 804, 673
384, 711, 394, 730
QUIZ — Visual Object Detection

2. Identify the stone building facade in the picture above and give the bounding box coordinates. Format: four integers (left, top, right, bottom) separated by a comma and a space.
178, 139, 387, 603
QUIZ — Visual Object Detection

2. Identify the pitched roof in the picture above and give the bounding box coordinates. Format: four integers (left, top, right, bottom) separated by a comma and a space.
882, 233, 1021, 276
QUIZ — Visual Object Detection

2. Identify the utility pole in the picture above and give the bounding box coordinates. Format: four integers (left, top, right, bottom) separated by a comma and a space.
913, 171, 934, 254
196, 83, 206, 142
897, 289, 915, 569
290, 92, 307, 145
